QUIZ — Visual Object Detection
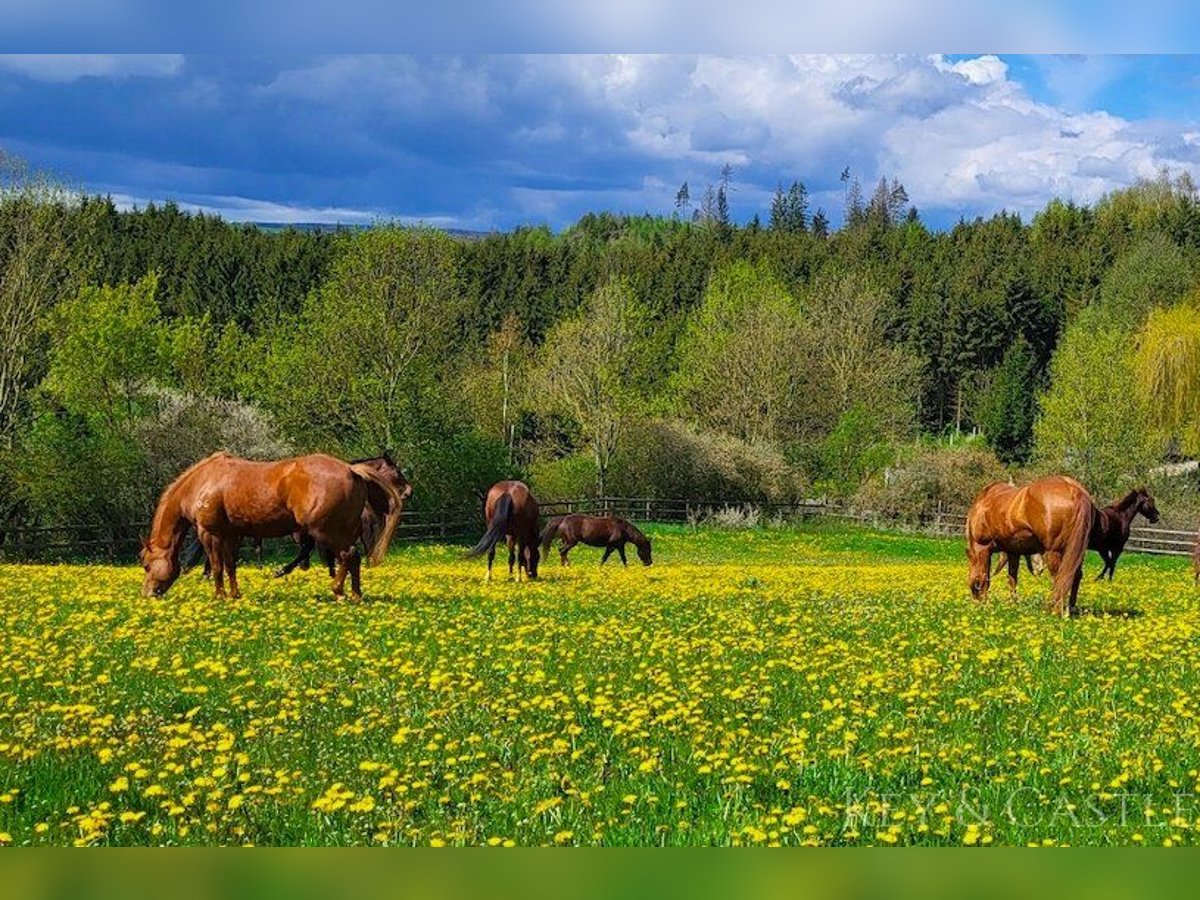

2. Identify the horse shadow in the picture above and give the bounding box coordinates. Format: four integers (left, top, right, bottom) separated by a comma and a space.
1073, 604, 1143, 619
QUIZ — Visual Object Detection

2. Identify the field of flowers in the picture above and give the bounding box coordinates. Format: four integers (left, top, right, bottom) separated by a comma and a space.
1, 524, 1199, 846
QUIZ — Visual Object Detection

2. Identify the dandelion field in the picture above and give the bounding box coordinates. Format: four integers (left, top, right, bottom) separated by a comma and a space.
2, 525, 1199, 847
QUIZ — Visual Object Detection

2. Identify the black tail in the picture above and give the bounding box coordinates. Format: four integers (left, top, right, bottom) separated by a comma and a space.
467, 493, 512, 558
540, 516, 563, 553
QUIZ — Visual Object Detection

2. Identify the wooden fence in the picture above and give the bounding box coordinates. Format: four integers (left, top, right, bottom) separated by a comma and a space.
0, 496, 1196, 562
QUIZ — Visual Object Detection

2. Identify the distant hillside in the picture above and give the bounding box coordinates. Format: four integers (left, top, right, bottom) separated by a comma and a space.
252, 222, 493, 240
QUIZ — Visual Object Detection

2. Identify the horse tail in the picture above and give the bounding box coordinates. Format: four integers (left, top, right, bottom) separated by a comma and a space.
1055, 490, 1094, 605
467, 493, 512, 558
350, 463, 405, 566
540, 516, 563, 553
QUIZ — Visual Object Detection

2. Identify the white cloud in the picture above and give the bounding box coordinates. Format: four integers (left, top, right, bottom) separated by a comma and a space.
0, 55, 183, 83
518, 54, 1200, 219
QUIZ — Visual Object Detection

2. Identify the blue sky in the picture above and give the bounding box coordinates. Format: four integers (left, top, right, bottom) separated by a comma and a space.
2, 54, 1199, 231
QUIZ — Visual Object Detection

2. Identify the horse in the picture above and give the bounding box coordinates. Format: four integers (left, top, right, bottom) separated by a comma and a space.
140, 452, 404, 601
965, 475, 1094, 616
467, 480, 540, 581
272, 453, 412, 579
1089, 487, 1159, 580
540, 514, 652, 567
992, 487, 1160, 586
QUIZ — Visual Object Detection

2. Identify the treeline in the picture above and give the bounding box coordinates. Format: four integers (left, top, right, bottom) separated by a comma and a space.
5, 152, 1200, 536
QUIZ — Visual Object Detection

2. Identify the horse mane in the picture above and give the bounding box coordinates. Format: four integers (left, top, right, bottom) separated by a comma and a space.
1108, 488, 1144, 513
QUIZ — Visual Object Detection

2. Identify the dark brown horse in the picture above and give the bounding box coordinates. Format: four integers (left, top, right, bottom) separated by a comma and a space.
993, 487, 1159, 585
273, 453, 412, 578
141, 452, 404, 601
1090, 487, 1159, 580
540, 514, 652, 567
467, 480, 540, 580
965, 475, 1094, 616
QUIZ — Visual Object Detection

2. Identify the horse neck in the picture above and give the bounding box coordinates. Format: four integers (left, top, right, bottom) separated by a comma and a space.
1106, 493, 1142, 531
149, 481, 190, 552
621, 521, 646, 547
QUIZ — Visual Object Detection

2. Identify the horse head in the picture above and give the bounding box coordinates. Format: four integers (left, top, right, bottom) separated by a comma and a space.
140, 538, 181, 597
1135, 487, 1160, 524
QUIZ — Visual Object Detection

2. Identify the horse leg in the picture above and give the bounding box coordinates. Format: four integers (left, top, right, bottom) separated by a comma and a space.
617, 544, 628, 567
601, 546, 614, 566
1006, 554, 1020, 599
508, 536, 518, 581
486, 546, 495, 582
224, 541, 242, 600
203, 533, 226, 600
322, 545, 336, 578
1068, 566, 1082, 617
330, 551, 349, 600
560, 540, 575, 566
275, 533, 316, 579
344, 548, 362, 602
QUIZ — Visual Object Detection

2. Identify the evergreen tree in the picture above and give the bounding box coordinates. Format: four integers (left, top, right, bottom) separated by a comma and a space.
976, 336, 1037, 463
674, 181, 690, 216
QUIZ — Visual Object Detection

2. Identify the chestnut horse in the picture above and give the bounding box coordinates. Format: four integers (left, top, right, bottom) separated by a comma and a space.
540, 514, 652, 567
181, 454, 412, 580
992, 487, 1159, 585
273, 453, 412, 578
141, 452, 404, 601
965, 475, 1094, 616
467, 480, 540, 580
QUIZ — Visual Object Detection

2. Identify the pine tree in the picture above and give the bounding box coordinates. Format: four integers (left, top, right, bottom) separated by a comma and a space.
811, 208, 830, 238
674, 181, 690, 215
786, 181, 809, 232
769, 183, 787, 231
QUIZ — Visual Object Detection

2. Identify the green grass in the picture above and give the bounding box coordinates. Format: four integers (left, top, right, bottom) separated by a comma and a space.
0, 524, 1197, 846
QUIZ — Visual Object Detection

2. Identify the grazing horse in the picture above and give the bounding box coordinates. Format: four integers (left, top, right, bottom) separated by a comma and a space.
273, 453, 412, 578
1090, 487, 1159, 580
992, 487, 1160, 585
140, 452, 404, 601
540, 514, 652, 567
467, 480, 540, 581
965, 475, 1094, 616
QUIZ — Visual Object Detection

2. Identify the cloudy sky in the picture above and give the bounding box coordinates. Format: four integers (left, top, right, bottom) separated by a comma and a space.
2, 54, 1199, 230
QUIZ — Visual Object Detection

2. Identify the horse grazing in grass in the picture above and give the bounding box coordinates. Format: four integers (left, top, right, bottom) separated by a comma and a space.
273, 453, 412, 578
965, 475, 1094, 616
540, 514, 652, 567
141, 452, 404, 601
467, 480, 540, 580
992, 487, 1160, 585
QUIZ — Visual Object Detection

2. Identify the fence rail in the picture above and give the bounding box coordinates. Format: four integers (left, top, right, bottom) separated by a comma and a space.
1, 496, 1196, 562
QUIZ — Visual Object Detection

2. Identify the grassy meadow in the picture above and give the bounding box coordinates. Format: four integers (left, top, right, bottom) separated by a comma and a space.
1, 524, 1199, 846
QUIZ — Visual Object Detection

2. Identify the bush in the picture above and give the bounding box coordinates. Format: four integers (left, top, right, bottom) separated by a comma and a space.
608, 418, 804, 502
526, 454, 598, 501
810, 405, 895, 497
854, 440, 1008, 522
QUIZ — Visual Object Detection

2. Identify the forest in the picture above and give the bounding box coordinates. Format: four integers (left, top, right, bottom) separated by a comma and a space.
4, 151, 1200, 535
